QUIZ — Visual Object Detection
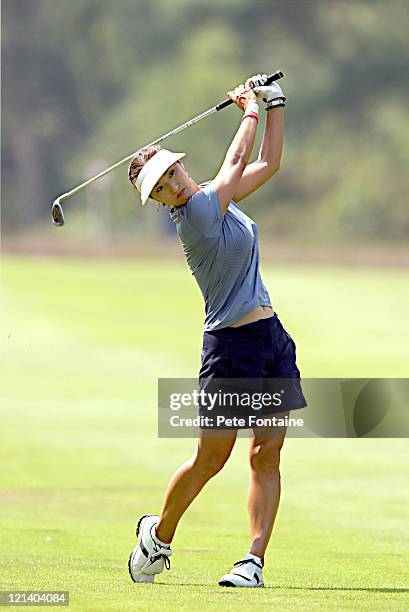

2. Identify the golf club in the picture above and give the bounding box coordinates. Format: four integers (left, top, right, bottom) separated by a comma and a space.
51, 69, 284, 226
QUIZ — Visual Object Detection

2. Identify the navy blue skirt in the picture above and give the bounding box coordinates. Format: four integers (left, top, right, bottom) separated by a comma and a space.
199, 313, 307, 424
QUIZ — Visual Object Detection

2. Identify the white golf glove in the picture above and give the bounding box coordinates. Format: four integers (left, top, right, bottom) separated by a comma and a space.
250, 73, 286, 110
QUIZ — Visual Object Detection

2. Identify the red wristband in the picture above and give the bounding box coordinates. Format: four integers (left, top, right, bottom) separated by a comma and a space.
241, 112, 258, 124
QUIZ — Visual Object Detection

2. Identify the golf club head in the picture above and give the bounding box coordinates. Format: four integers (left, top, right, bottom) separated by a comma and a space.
52, 198, 65, 226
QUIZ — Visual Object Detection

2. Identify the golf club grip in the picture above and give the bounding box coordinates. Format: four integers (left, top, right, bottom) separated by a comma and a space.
216, 70, 284, 111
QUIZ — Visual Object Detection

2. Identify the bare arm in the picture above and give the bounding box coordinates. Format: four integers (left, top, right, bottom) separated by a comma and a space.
232, 106, 284, 203
213, 80, 258, 215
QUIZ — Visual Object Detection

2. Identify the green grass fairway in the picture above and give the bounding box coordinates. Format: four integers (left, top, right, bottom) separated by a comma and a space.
1, 255, 409, 610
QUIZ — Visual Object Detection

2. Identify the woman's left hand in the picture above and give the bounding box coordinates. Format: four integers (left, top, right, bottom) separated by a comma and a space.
250, 73, 286, 109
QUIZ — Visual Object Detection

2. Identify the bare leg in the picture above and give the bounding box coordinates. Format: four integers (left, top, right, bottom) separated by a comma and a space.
156, 429, 237, 544
247, 412, 288, 559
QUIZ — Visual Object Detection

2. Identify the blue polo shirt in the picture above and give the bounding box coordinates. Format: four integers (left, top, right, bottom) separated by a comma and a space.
170, 182, 271, 331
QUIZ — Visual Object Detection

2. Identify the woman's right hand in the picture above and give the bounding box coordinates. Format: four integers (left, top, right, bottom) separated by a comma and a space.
227, 78, 257, 112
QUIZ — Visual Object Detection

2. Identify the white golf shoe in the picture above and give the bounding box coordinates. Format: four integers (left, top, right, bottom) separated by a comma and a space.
128, 514, 172, 583
219, 554, 264, 587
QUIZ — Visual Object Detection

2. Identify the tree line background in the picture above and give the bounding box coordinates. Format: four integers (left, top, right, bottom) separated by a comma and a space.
2, 0, 408, 246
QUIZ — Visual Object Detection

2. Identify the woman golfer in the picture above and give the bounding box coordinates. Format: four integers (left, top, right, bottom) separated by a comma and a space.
128, 74, 306, 587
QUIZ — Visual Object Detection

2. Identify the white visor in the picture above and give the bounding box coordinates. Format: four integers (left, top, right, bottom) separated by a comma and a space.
135, 149, 186, 205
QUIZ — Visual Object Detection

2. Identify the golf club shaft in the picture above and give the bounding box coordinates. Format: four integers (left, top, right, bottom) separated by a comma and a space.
55, 69, 284, 206
57, 107, 218, 204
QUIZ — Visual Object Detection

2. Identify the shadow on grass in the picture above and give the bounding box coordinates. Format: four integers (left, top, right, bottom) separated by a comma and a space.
284, 587, 409, 594
155, 583, 409, 593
